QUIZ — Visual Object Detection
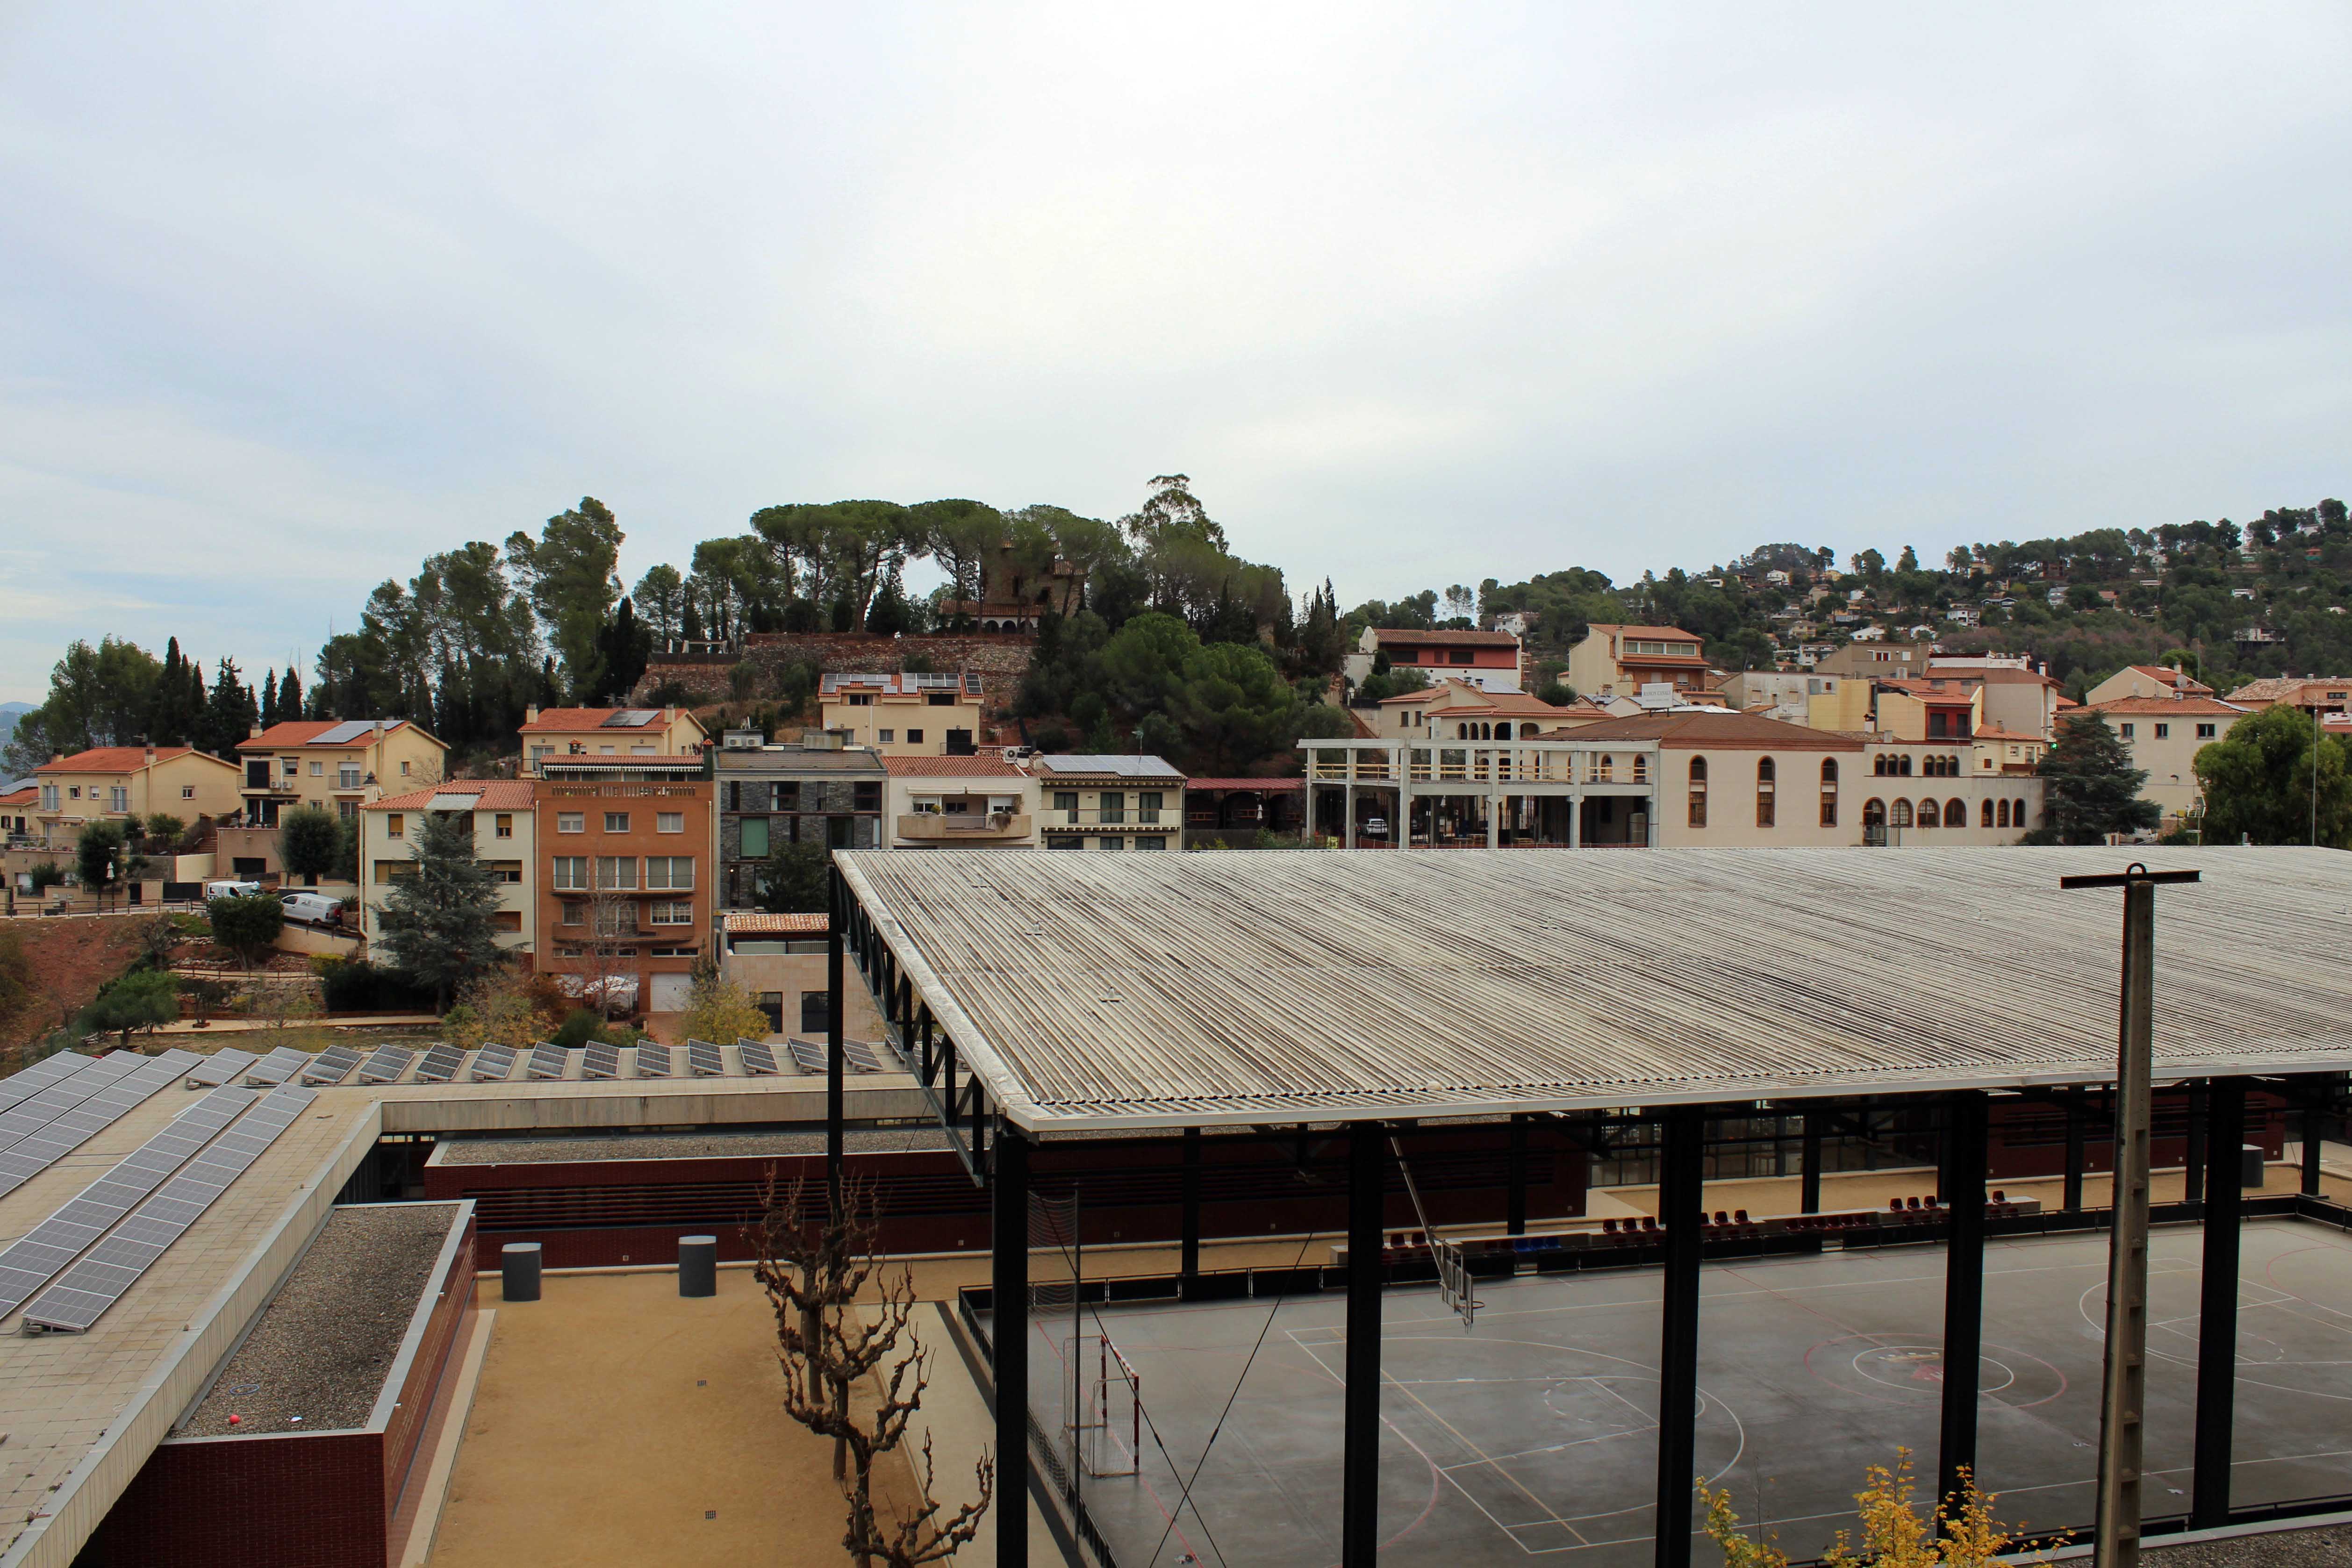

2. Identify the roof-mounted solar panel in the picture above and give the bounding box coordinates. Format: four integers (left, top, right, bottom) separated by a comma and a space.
0, 1054, 144, 1146
414, 1045, 465, 1083
0, 1053, 106, 1117
525, 1043, 569, 1080
24, 1087, 316, 1333
313, 719, 379, 745
685, 1040, 724, 1077
242, 1046, 308, 1087
634, 1044, 671, 1079
356, 1045, 414, 1084
472, 1044, 517, 1081
0, 1052, 206, 1204
600, 709, 660, 727
737, 1040, 780, 1076
0, 1086, 258, 1320
185, 1050, 259, 1089
582, 1043, 622, 1080
301, 1045, 363, 1085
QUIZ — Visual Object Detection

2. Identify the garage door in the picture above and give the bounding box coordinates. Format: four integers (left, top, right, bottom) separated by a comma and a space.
647, 973, 693, 1013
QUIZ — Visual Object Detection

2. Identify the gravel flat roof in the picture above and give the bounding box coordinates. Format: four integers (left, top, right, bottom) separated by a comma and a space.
179, 1203, 458, 1438
2142, 1523, 2352, 1566
435, 1124, 952, 1165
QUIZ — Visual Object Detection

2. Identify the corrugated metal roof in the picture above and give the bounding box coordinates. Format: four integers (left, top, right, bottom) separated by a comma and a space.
833, 846, 2352, 1132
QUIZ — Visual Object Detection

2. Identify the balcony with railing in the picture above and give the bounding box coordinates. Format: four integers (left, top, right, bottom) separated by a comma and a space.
896, 811, 1034, 843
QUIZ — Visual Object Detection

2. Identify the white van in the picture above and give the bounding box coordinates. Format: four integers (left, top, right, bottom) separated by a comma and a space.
203, 879, 265, 900
279, 891, 344, 928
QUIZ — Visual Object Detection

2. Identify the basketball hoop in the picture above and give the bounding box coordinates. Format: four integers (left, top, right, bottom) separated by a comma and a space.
1390, 1135, 1480, 1329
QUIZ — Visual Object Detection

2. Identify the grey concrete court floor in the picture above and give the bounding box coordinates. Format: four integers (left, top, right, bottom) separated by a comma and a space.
1005, 1219, 2352, 1568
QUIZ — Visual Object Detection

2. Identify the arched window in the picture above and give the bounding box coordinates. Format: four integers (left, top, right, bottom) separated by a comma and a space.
1495, 722, 1513, 740
1892, 799, 1915, 828
1597, 754, 1614, 781
1918, 798, 1940, 828
1864, 797, 1887, 829
1632, 754, 1647, 782
1874, 755, 1888, 776
2014, 796, 2028, 828
1458, 723, 1470, 739
1899, 754, 1914, 777
1949, 799, 1967, 829
1997, 799, 2010, 827
1688, 755, 1709, 829
1980, 798, 1994, 828
1756, 756, 1777, 828
1820, 759, 1839, 827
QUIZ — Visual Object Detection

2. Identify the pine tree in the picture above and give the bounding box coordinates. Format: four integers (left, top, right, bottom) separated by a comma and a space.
375, 810, 505, 1009
278, 667, 303, 723
148, 638, 194, 746
203, 658, 258, 759
259, 667, 281, 729
2036, 713, 2160, 844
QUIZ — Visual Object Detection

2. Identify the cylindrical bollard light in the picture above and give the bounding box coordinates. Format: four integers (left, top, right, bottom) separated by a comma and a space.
678, 1235, 717, 1298
502, 1242, 542, 1303
2242, 1144, 2266, 1192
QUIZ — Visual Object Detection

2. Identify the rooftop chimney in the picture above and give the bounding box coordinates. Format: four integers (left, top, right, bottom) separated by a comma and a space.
525, 704, 539, 723
248, 723, 263, 738
144, 744, 156, 767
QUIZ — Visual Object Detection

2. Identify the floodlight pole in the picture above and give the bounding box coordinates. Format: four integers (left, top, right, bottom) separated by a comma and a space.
1937, 1089, 1988, 1523
1342, 1120, 1386, 1568
1653, 1104, 1706, 1568
2192, 1076, 2245, 1529
2062, 863, 2199, 1568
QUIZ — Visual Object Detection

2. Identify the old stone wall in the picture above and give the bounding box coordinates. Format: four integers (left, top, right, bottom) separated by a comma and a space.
635, 632, 1037, 710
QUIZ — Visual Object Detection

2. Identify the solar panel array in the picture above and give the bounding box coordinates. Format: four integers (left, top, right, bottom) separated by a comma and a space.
242, 1046, 309, 1087
184, 1050, 259, 1088
356, 1045, 414, 1084
0, 1087, 258, 1320
311, 718, 379, 745
0, 1054, 143, 1145
301, 1045, 363, 1085
738, 1039, 779, 1076
0, 1052, 205, 1203
599, 708, 660, 727
634, 1043, 671, 1079
526, 1043, 569, 1080
783, 1038, 896, 1075
414, 1044, 466, 1083
0, 1052, 104, 1116
24, 1086, 316, 1333
582, 1042, 622, 1080
685, 1040, 724, 1077
471, 1044, 517, 1081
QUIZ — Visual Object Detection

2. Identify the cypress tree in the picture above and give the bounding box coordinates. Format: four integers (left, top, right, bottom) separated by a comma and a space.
259, 667, 281, 729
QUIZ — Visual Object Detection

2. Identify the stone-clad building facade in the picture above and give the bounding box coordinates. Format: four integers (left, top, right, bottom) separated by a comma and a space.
713, 735, 886, 907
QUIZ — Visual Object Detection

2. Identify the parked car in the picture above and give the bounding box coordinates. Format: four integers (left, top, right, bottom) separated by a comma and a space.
279, 891, 344, 928
1360, 816, 1390, 839
203, 879, 264, 900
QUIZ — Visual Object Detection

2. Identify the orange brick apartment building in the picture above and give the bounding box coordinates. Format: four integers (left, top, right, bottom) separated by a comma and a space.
533, 755, 714, 1016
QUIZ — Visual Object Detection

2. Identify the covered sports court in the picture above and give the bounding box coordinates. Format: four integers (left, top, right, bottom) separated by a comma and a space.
819, 845, 2352, 1568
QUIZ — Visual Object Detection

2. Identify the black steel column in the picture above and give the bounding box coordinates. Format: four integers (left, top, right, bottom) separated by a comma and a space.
1343, 1121, 1386, 1568
992, 1125, 1030, 1568
1180, 1126, 1203, 1289
826, 862, 846, 1213
1800, 1111, 1823, 1215
2063, 1092, 2086, 1213
1654, 1106, 1705, 1568
1938, 1091, 1989, 1520
1506, 1115, 1529, 1236
2305, 1081, 2326, 1198
2192, 1078, 2246, 1530
2185, 1082, 2208, 1205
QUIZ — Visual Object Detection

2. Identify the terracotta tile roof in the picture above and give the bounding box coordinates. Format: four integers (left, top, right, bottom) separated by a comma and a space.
1367, 628, 1520, 647
2123, 664, 2214, 693
882, 755, 1024, 777
723, 911, 830, 934
364, 780, 539, 811
0, 786, 36, 807
238, 719, 417, 750
1183, 777, 1305, 792
37, 745, 204, 774
1586, 623, 1704, 643
2224, 677, 2352, 703
2084, 696, 2249, 716
1970, 723, 2045, 741
1561, 710, 1866, 750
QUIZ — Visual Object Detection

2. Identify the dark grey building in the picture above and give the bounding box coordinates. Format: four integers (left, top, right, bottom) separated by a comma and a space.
713, 731, 886, 908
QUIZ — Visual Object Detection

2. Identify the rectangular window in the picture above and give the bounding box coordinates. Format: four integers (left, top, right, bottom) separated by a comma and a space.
657, 811, 683, 833
282, 758, 299, 778
604, 812, 630, 832
558, 812, 585, 833
1099, 791, 1126, 824
338, 765, 361, 788
853, 782, 881, 813
387, 813, 404, 839
650, 901, 694, 925
740, 817, 770, 859
2196, 723, 2216, 739
1047, 835, 1083, 850
906, 729, 923, 745
774, 781, 801, 811
1820, 794, 1837, 828
1098, 836, 1125, 851
1055, 791, 1079, 823
181, 785, 195, 800
495, 813, 513, 838
646, 856, 695, 890
2153, 723, 2169, 739
878, 729, 895, 744
494, 910, 523, 933
552, 856, 589, 890
561, 901, 584, 926
488, 861, 523, 884
1756, 792, 1774, 829
1138, 791, 1163, 824
108, 786, 128, 812
801, 991, 832, 1032
2120, 723, 2135, 739
371, 861, 416, 884
1449, 649, 1474, 664
1133, 834, 1166, 849
338, 801, 357, 820
40, 785, 57, 811
596, 856, 638, 889
308, 760, 323, 777
400, 760, 411, 775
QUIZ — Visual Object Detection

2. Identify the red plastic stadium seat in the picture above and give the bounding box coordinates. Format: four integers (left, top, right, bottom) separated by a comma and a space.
1735, 1210, 1750, 1224
1602, 1218, 1618, 1234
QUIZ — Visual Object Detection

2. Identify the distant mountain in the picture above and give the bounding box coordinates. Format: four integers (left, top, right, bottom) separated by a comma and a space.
0, 703, 30, 748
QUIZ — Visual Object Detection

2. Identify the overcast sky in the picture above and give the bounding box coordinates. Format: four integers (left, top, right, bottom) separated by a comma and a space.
4, 3, 2350, 702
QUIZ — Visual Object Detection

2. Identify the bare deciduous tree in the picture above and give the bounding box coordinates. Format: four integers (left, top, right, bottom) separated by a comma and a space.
753, 1171, 993, 1568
